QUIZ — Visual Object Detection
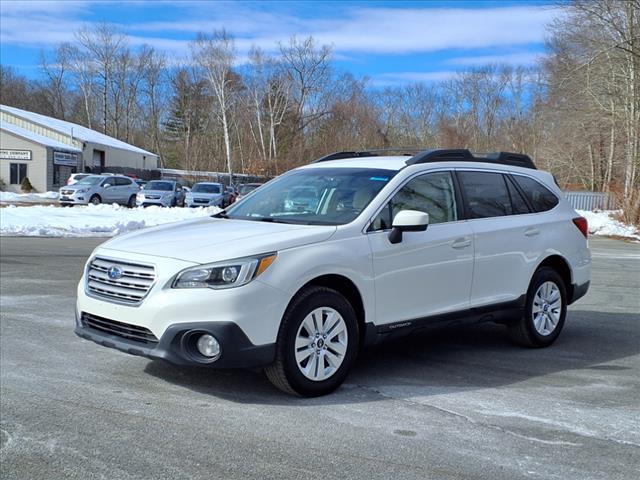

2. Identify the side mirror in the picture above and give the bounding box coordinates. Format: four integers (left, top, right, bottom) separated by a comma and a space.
388, 210, 429, 244
103, 183, 111, 188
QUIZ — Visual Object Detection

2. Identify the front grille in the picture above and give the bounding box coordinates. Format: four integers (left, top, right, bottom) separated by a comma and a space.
194, 198, 209, 203
145, 195, 160, 200
60, 189, 74, 195
86, 257, 155, 305
81, 312, 158, 344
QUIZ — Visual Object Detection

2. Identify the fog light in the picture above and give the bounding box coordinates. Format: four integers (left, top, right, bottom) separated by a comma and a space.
196, 334, 220, 358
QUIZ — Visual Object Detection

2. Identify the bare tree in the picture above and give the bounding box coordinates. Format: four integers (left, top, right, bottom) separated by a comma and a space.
191, 30, 237, 178
39, 44, 72, 119
76, 23, 126, 135
279, 36, 333, 149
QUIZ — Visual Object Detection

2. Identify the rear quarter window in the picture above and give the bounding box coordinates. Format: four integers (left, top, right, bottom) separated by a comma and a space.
512, 175, 559, 212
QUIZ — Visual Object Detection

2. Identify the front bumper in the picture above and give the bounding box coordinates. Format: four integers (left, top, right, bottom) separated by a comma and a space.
75, 313, 275, 368
137, 197, 172, 207
59, 192, 90, 204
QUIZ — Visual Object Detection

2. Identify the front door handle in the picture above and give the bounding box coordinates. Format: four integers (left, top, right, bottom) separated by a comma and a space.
451, 237, 472, 249
525, 227, 540, 237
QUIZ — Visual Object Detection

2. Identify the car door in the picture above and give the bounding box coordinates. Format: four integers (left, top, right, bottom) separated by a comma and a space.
114, 177, 131, 203
101, 178, 117, 203
456, 170, 541, 308
367, 170, 474, 326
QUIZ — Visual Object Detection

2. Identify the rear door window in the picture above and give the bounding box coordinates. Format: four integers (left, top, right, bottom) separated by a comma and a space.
116, 177, 132, 186
512, 175, 559, 212
458, 171, 512, 219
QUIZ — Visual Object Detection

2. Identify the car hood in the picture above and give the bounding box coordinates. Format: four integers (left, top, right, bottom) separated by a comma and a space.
189, 192, 222, 198
61, 184, 94, 191
98, 217, 337, 264
140, 189, 172, 195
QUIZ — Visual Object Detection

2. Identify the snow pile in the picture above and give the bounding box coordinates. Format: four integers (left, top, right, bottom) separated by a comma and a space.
0, 204, 220, 237
576, 210, 640, 240
0, 191, 59, 203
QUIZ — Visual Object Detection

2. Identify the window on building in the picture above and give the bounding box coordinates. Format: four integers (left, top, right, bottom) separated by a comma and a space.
9, 163, 27, 185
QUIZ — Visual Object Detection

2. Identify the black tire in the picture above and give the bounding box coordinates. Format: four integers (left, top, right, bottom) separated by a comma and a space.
89, 194, 101, 205
509, 267, 567, 348
127, 195, 137, 208
265, 286, 359, 397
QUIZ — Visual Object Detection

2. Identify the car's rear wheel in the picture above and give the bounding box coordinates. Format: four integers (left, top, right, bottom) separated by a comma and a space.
509, 267, 567, 347
89, 194, 101, 205
265, 286, 359, 397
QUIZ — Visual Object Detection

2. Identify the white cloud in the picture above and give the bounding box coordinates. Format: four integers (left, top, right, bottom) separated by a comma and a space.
1, 2, 561, 56
371, 71, 459, 87
447, 52, 544, 66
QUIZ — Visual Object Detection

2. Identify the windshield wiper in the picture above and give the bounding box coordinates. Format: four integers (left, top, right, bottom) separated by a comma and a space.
212, 210, 229, 219
256, 217, 305, 224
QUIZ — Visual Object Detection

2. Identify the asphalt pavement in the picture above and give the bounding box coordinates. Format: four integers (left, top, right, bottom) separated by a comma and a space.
0, 236, 639, 480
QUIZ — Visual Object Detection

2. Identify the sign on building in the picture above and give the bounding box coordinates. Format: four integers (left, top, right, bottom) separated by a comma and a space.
0, 149, 31, 160
53, 151, 78, 166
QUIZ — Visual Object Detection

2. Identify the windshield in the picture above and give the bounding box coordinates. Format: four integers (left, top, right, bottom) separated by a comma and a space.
225, 168, 395, 225
76, 175, 105, 186
144, 181, 173, 191
239, 184, 261, 195
192, 183, 221, 194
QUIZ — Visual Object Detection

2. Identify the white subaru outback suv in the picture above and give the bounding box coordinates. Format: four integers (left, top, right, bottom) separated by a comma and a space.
75, 149, 591, 397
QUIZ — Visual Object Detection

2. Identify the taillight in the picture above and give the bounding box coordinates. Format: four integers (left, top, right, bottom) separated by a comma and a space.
572, 217, 588, 239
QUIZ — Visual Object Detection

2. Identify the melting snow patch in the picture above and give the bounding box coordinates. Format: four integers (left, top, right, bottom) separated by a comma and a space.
576, 210, 640, 240
0, 203, 220, 237
0, 191, 59, 203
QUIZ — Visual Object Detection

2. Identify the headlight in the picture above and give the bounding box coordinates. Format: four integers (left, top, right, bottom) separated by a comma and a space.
77, 188, 88, 193
137, 193, 144, 199
172, 253, 277, 289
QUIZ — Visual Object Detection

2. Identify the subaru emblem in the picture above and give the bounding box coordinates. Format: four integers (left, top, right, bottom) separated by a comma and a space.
107, 266, 123, 280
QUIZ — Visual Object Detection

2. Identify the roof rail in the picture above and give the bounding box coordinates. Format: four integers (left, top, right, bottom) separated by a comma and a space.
313, 148, 537, 170
481, 152, 536, 169
405, 149, 474, 165
313, 147, 423, 163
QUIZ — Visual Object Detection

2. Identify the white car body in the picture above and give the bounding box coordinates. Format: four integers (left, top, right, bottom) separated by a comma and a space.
75, 151, 591, 395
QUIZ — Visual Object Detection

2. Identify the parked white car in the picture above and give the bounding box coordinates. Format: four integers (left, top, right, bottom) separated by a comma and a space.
59, 174, 140, 206
75, 149, 591, 397
66, 173, 91, 185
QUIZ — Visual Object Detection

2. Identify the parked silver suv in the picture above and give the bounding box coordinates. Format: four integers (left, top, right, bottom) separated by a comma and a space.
136, 180, 186, 207
59, 175, 140, 207
185, 182, 225, 207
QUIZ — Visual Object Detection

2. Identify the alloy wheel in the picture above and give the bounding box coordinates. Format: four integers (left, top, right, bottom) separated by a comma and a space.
532, 281, 562, 336
294, 307, 348, 381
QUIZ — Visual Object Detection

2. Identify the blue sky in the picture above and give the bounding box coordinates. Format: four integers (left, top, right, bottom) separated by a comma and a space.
0, 0, 560, 85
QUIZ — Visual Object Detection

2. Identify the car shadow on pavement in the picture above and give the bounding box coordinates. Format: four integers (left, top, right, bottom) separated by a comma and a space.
143, 310, 640, 405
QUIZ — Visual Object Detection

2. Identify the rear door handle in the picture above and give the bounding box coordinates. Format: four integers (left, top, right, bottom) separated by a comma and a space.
525, 228, 540, 237
451, 237, 472, 249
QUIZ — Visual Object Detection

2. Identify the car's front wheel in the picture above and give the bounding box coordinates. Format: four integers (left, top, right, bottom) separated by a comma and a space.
265, 286, 359, 397
127, 195, 136, 208
509, 267, 567, 347
89, 194, 101, 205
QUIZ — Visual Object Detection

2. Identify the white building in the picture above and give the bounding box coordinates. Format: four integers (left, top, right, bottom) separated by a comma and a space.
0, 105, 158, 192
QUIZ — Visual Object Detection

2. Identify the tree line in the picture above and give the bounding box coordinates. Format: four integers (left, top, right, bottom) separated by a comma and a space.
1, 0, 637, 205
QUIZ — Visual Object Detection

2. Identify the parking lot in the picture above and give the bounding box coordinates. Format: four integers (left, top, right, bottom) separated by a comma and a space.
1, 236, 638, 479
